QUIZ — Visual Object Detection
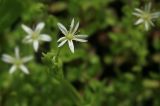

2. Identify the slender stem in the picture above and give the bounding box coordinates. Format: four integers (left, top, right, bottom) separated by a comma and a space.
62, 80, 83, 105
50, 47, 83, 105
55, 48, 61, 62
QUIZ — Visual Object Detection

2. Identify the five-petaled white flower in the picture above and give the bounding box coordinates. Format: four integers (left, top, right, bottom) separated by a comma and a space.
22, 22, 52, 52
133, 3, 160, 31
2, 47, 33, 74
57, 18, 87, 53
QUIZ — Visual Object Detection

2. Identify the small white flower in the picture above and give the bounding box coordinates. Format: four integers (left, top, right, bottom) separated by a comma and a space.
57, 18, 87, 53
133, 3, 160, 30
22, 22, 52, 52
2, 47, 33, 74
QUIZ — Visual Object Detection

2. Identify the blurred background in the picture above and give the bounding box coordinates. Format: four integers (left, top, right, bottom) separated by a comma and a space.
0, 0, 160, 106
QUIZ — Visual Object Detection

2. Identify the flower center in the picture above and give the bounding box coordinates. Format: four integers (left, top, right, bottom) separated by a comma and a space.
66, 33, 74, 40
143, 13, 151, 21
32, 32, 39, 40
15, 59, 22, 66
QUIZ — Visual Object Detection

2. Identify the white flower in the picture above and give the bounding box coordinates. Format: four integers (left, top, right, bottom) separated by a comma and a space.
57, 18, 87, 53
133, 3, 160, 30
2, 47, 33, 74
22, 22, 52, 52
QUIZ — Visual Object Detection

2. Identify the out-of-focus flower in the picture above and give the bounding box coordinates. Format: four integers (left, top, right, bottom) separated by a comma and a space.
57, 18, 87, 53
22, 22, 52, 52
133, 3, 160, 30
2, 47, 33, 74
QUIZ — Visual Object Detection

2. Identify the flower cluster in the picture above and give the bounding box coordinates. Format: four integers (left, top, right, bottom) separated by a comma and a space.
2, 19, 88, 74
2, 2, 160, 74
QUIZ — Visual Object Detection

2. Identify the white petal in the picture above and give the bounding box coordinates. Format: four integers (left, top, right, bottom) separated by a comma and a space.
145, 3, 151, 12
68, 40, 74, 53
149, 20, 154, 26
33, 41, 39, 52
20, 65, 29, 74
73, 38, 87, 42
70, 18, 74, 32
22, 56, 33, 63
9, 65, 17, 74
40, 34, 52, 42
21, 24, 33, 34
75, 34, 88, 38
151, 12, 160, 19
135, 19, 144, 25
57, 37, 66, 42
2, 54, 14, 63
135, 8, 143, 13
144, 21, 149, 31
72, 22, 79, 35
35, 22, 45, 33
58, 40, 67, 47
15, 47, 20, 59
22, 35, 32, 43
132, 12, 141, 17
57, 23, 68, 35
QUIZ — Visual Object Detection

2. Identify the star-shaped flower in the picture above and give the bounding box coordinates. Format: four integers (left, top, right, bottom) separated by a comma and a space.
133, 3, 160, 30
2, 47, 33, 74
22, 22, 52, 52
57, 18, 87, 53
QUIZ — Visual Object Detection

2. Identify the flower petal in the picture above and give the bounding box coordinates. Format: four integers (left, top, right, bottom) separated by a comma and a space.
22, 56, 33, 63
20, 65, 29, 74
135, 19, 144, 25
75, 34, 88, 38
9, 65, 17, 74
73, 38, 87, 42
58, 40, 67, 47
15, 47, 20, 59
135, 8, 143, 13
35, 22, 45, 33
145, 2, 151, 12
33, 40, 39, 52
2, 54, 14, 63
151, 12, 160, 19
72, 22, 79, 35
22, 35, 33, 43
57, 37, 66, 42
144, 21, 149, 31
132, 12, 141, 17
40, 34, 52, 42
70, 18, 74, 32
21, 24, 33, 34
68, 40, 74, 53
57, 23, 68, 35
149, 20, 154, 26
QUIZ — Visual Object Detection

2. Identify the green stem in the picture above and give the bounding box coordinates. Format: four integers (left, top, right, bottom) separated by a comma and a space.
50, 47, 83, 105
55, 48, 61, 62
61, 80, 83, 105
